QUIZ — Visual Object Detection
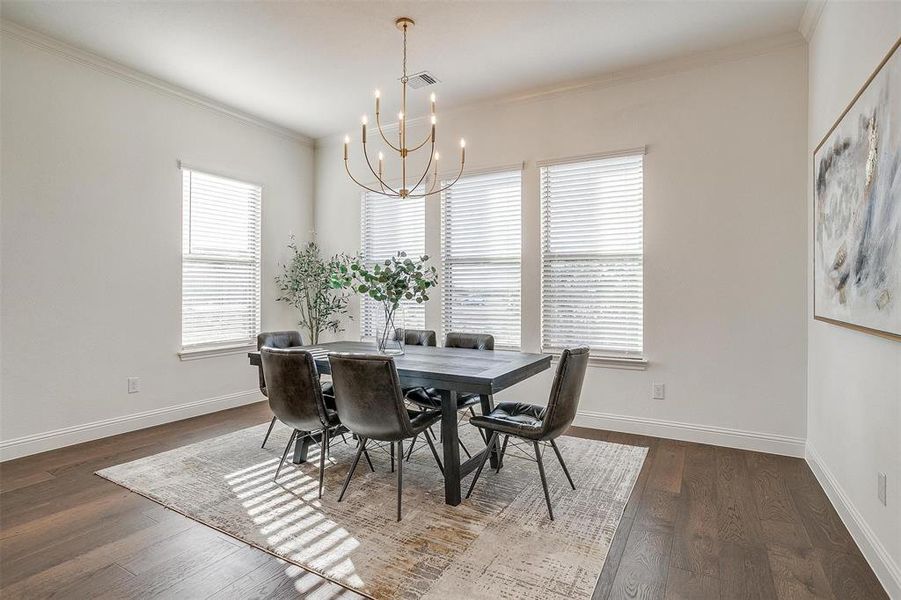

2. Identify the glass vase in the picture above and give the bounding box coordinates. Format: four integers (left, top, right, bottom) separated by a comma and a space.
377, 304, 405, 355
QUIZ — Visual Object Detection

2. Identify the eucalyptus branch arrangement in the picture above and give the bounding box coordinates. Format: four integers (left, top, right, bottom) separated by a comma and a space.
275, 239, 351, 344
333, 252, 438, 353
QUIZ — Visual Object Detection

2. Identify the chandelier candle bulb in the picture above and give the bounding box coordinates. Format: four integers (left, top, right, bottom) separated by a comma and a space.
343, 135, 349, 160
361, 116, 367, 144
430, 92, 436, 114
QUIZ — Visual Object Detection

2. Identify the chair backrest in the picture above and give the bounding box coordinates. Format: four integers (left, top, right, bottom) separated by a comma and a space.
395, 328, 437, 347
256, 331, 304, 395
261, 348, 329, 433
328, 353, 413, 442
257, 331, 303, 397
540, 347, 590, 440
444, 332, 495, 350
257, 330, 304, 350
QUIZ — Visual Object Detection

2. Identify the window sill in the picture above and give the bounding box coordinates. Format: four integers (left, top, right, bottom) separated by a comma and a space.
549, 353, 648, 371
178, 342, 256, 361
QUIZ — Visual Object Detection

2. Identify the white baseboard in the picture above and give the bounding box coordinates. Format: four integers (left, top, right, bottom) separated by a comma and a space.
574, 410, 806, 457
0, 389, 264, 462
805, 444, 901, 598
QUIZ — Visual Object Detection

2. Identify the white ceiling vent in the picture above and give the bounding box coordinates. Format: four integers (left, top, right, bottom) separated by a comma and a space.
404, 71, 440, 89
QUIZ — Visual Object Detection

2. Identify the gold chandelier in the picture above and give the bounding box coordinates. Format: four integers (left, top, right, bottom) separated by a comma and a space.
344, 17, 465, 199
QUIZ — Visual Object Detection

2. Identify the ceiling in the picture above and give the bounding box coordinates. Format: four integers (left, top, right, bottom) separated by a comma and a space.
1, 1, 807, 139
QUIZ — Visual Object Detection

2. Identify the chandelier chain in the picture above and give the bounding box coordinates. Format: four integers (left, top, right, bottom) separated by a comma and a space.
402, 24, 407, 83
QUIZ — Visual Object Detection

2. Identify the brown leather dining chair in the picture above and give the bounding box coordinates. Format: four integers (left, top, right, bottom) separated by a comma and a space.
257, 331, 334, 449
260, 347, 368, 497
329, 353, 445, 521
395, 328, 437, 347
405, 332, 496, 458
466, 346, 590, 520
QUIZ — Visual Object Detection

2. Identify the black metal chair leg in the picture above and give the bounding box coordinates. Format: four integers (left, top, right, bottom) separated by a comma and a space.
354, 436, 375, 472
405, 434, 418, 461
261, 416, 277, 449
468, 404, 485, 442
318, 428, 329, 498
496, 435, 510, 474
549, 439, 575, 490
396, 440, 404, 521
362, 446, 375, 472
466, 432, 498, 499
326, 431, 331, 460
274, 430, 298, 481
390, 441, 395, 473
338, 437, 367, 502
534, 441, 554, 520
422, 429, 444, 475
459, 437, 471, 458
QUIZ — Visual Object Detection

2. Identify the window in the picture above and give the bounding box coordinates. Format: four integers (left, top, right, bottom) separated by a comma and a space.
540, 152, 643, 358
360, 191, 426, 337
181, 168, 261, 351
441, 169, 522, 349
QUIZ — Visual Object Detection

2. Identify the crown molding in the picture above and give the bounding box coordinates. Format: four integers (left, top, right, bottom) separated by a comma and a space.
799, 0, 827, 42
0, 20, 314, 147
316, 29, 806, 147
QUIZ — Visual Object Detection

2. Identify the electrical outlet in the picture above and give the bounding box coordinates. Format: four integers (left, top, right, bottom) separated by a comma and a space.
652, 383, 665, 400
127, 377, 140, 394
878, 472, 887, 506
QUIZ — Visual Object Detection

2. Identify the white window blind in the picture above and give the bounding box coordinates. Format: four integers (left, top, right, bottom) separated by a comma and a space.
441, 169, 522, 349
360, 191, 426, 337
181, 168, 261, 350
540, 153, 643, 357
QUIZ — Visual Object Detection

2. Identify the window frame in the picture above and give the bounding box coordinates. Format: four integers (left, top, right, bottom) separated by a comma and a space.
358, 190, 427, 339
440, 167, 523, 350
538, 148, 646, 366
178, 164, 262, 357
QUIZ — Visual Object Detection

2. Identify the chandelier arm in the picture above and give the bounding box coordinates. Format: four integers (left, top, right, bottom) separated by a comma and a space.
362, 142, 399, 195
428, 160, 440, 193
407, 161, 464, 198
407, 138, 436, 195
375, 112, 402, 152
409, 129, 434, 152
345, 160, 399, 197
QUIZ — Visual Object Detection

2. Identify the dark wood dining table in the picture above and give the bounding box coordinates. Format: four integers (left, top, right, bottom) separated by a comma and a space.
248, 340, 552, 506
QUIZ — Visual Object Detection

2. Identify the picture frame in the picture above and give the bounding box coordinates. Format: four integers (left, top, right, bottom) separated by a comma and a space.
812, 38, 901, 341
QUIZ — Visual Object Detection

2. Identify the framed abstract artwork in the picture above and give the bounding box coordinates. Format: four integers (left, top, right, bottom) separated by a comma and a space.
813, 38, 901, 341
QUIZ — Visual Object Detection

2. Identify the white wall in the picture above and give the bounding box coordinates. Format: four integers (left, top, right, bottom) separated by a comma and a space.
315, 40, 809, 456
0, 28, 315, 458
805, 3, 901, 595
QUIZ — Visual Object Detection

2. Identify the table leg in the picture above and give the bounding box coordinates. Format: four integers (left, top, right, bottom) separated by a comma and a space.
479, 394, 501, 469
441, 390, 462, 505
293, 431, 313, 464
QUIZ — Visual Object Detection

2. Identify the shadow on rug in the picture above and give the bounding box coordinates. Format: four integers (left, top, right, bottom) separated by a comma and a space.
97, 422, 647, 599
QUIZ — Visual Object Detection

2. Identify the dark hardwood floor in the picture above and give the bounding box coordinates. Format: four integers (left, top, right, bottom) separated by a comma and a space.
0, 402, 887, 599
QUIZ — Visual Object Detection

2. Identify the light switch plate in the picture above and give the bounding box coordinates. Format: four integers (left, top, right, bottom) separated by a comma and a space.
652, 383, 665, 400
127, 377, 140, 394
878, 472, 887, 506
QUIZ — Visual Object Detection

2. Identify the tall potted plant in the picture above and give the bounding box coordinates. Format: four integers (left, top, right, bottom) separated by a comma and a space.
275, 238, 351, 345
335, 252, 438, 354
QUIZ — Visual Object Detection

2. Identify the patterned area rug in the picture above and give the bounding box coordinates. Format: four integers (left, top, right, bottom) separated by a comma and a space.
97, 421, 647, 599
